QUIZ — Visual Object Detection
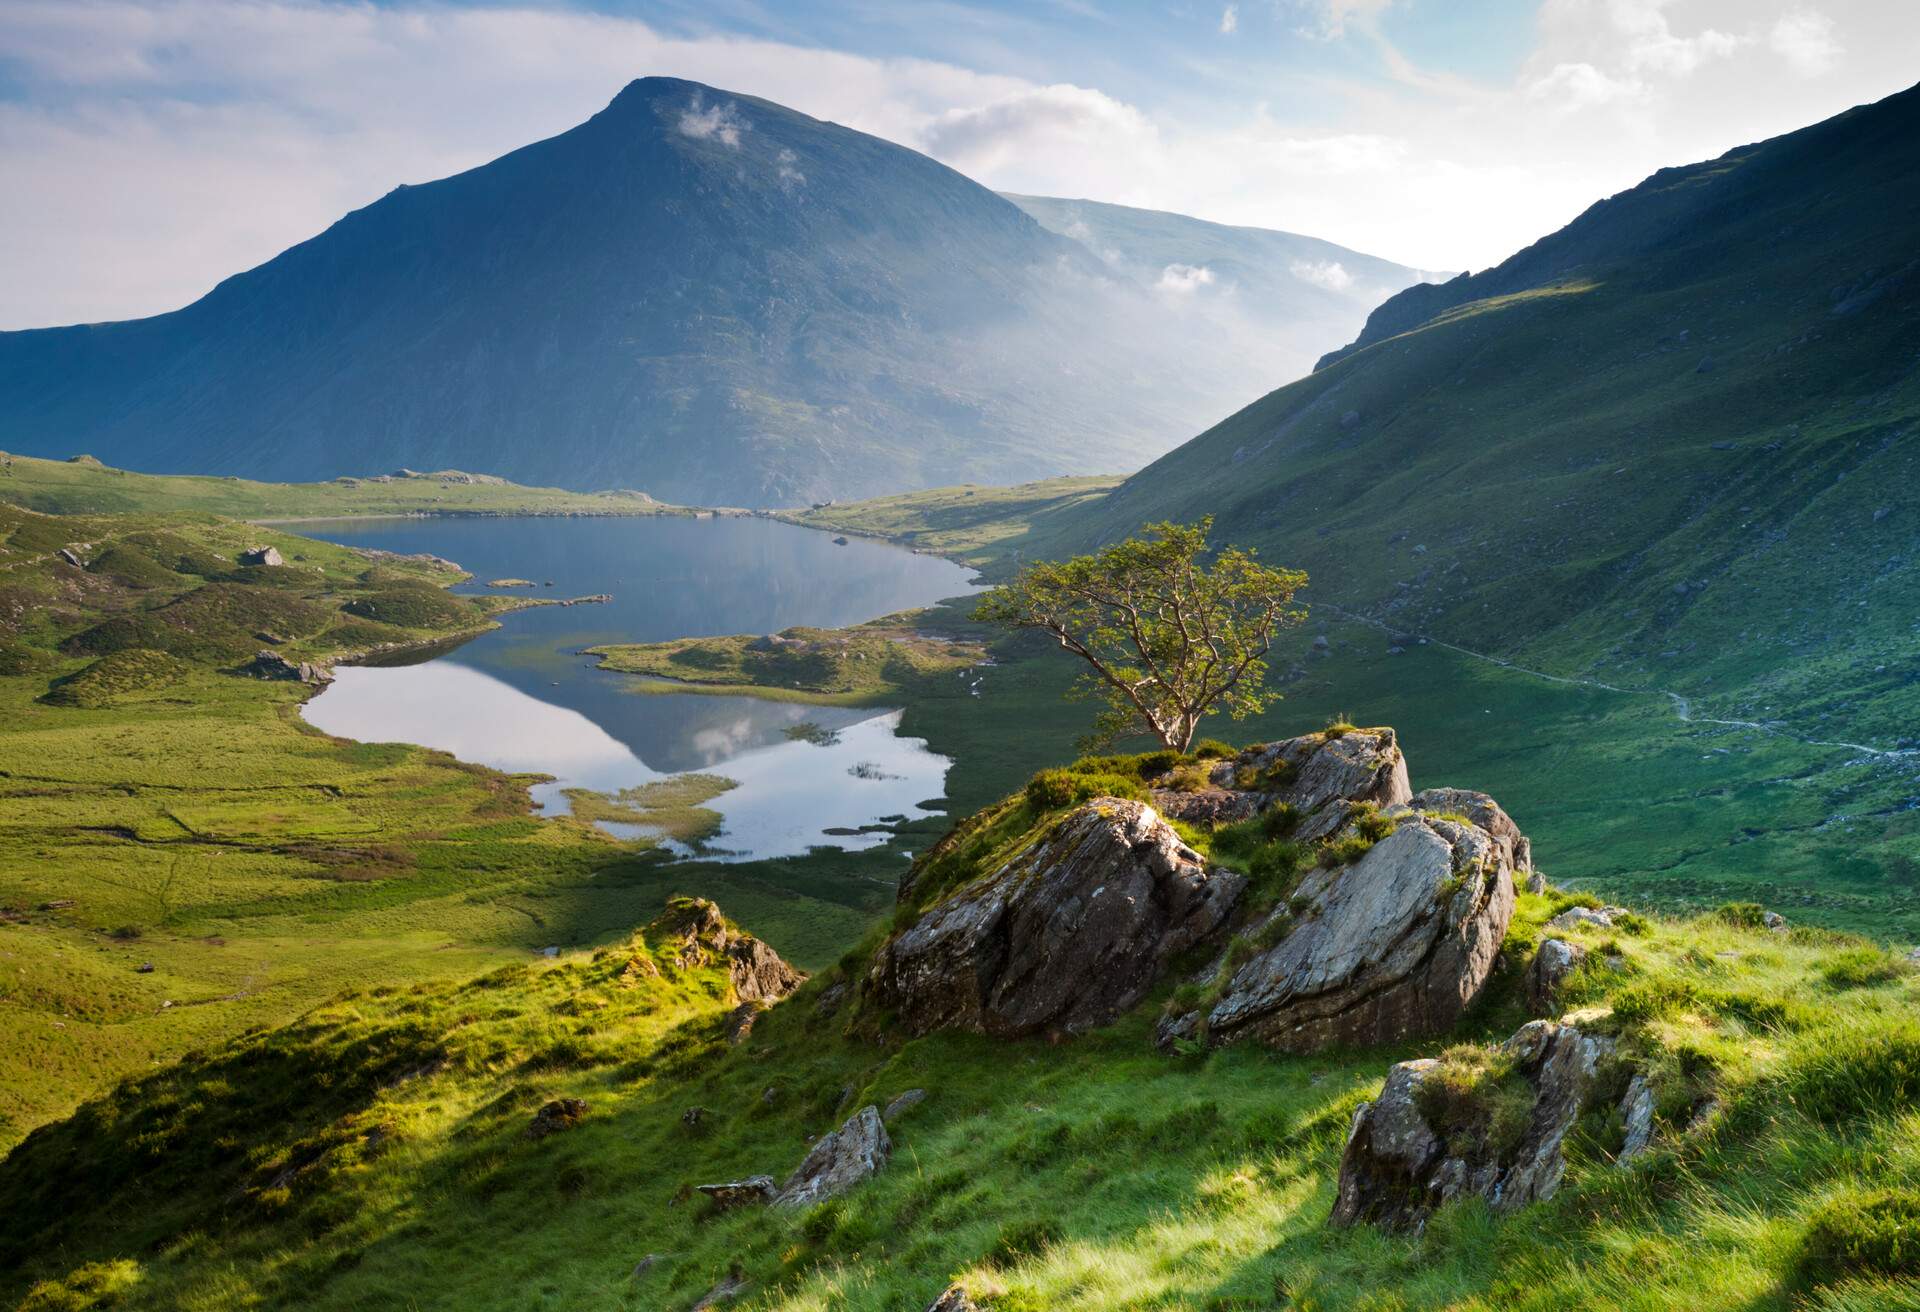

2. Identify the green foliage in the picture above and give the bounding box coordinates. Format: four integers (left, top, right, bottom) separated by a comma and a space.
1714, 902, 1768, 929
40, 650, 195, 708
1781, 1016, 1920, 1125
1797, 1189, 1920, 1289
1413, 1044, 1535, 1162
342, 584, 479, 631
1191, 738, 1235, 759
1819, 946, 1908, 990
974, 518, 1306, 751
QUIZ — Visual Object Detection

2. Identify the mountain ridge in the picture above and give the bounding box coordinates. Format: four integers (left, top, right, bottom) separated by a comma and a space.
0, 77, 1429, 508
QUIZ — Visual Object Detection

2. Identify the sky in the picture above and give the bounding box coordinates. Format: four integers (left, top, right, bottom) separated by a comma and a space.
1, 0, 1915, 329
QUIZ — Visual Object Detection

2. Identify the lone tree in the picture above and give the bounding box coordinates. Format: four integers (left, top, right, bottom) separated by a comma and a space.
975, 518, 1307, 752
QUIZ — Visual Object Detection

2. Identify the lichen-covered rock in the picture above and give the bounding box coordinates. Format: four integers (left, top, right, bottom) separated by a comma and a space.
1547, 905, 1630, 932
662, 898, 805, 1005
525, 1098, 588, 1139
241, 649, 332, 685
695, 1176, 776, 1211
1331, 1018, 1630, 1232
772, 1105, 890, 1208
868, 799, 1245, 1038
1160, 811, 1515, 1053
1526, 938, 1587, 1015
1153, 728, 1410, 841
1408, 787, 1532, 877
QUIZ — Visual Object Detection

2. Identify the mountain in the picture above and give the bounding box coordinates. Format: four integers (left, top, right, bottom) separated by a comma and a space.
1009, 193, 1444, 389
1043, 80, 1920, 752
0, 79, 1428, 509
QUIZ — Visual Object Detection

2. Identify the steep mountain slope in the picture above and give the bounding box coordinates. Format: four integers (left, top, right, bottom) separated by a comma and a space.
1010, 194, 1441, 390
0, 80, 1422, 509
1045, 81, 1920, 753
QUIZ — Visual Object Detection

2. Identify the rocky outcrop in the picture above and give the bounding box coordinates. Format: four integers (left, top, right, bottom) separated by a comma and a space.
867, 800, 1245, 1038
241, 650, 332, 685
1408, 788, 1532, 879
772, 1105, 890, 1208
1160, 806, 1516, 1053
238, 545, 284, 567
1331, 1017, 1634, 1232
1149, 728, 1410, 841
662, 898, 805, 1006
526, 1098, 588, 1139
1526, 938, 1587, 1015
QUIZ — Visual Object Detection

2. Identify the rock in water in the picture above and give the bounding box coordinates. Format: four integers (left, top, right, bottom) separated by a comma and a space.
1331, 1018, 1632, 1232
1160, 807, 1516, 1052
867, 799, 1245, 1038
772, 1105, 891, 1208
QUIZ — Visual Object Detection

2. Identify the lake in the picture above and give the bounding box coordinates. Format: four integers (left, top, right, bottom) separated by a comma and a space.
296, 515, 978, 859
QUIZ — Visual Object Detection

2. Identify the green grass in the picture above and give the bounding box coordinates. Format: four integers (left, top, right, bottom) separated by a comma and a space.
562, 775, 739, 845
0, 503, 883, 1150
6, 829, 1920, 1310
778, 477, 1122, 567
0, 452, 680, 520
588, 617, 984, 705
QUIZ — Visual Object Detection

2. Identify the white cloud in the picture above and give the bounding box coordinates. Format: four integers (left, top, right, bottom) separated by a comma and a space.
1289, 259, 1354, 291
0, 0, 1913, 329
1220, 5, 1239, 35
1155, 263, 1216, 294
677, 94, 746, 147
1526, 61, 1645, 109
1771, 8, 1842, 76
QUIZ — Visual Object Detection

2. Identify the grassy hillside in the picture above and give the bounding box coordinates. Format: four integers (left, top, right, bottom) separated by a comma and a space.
0, 451, 676, 519
796, 84, 1920, 928
5, 772, 1919, 1311
0, 502, 890, 1148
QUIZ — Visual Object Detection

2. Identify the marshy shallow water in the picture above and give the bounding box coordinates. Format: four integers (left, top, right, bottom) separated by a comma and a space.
297, 515, 977, 859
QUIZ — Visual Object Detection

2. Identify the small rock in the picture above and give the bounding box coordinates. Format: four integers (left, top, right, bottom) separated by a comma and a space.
135, 962, 155, 974
238, 545, 284, 567
882, 1089, 927, 1123
695, 1177, 776, 1211
1546, 905, 1629, 932
540, 945, 559, 958
681, 1106, 709, 1130
690, 1268, 749, 1310
773, 1105, 891, 1208
56, 547, 86, 568
724, 1003, 763, 1045
1526, 938, 1586, 1015
924, 1289, 981, 1312
240, 650, 332, 686
1619, 1074, 1656, 1161
813, 980, 849, 1020
1762, 910, 1788, 934
526, 1098, 587, 1139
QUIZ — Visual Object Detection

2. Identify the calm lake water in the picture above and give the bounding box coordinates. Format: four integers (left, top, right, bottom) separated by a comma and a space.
296, 516, 978, 859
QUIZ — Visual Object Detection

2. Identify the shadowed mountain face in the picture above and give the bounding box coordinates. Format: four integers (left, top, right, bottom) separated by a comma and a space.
1008, 194, 1442, 392
1049, 81, 1920, 748
0, 79, 1424, 508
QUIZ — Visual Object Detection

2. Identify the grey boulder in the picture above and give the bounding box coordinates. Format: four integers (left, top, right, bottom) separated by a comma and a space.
1160, 809, 1516, 1053
1331, 1017, 1634, 1232
773, 1105, 890, 1208
1526, 938, 1587, 1015
868, 799, 1244, 1039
